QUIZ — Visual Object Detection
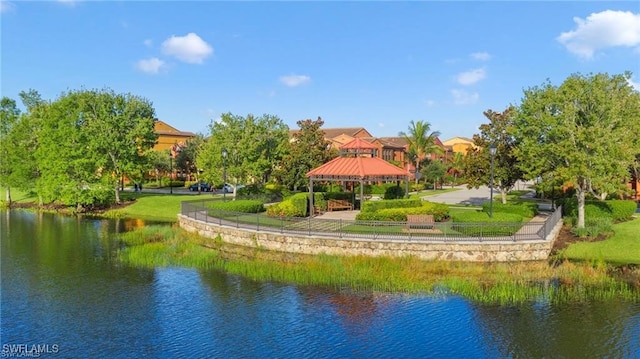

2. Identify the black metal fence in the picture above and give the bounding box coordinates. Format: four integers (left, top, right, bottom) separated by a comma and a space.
181, 200, 562, 242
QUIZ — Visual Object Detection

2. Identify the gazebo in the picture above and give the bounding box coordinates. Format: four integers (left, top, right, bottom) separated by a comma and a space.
306, 138, 410, 216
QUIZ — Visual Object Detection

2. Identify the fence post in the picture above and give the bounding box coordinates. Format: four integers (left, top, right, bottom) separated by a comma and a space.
256, 212, 260, 231
339, 219, 343, 238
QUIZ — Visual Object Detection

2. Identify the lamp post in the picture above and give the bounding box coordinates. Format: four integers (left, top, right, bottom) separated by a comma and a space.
222, 148, 228, 202
169, 152, 173, 194
489, 144, 497, 218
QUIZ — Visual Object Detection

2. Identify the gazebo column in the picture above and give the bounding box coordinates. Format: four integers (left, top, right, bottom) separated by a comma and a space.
359, 178, 364, 210
309, 178, 314, 217
405, 176, 409, 198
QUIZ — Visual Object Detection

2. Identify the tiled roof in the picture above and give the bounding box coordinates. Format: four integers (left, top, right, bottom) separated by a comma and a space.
321, 127, 367, 139
306, 156, 408, 179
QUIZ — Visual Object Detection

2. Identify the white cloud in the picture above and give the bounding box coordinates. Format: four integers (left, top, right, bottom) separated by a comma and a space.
136, 57, 165, 74
471, 52, 492, 61
424, 99, 436, 107
557, 10, 640, 59
143, 39, 153, 48
456, 68, 486, 85
161, 32, 213, 64
0, 1, 16, 13
279, 74, 311, 87
629, 78, 640, 91
451, 89, 479, 105
378, 122, 385, 128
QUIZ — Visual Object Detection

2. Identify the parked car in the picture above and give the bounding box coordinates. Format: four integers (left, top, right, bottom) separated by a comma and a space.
189, 182, 212, 192
222, 183, 245, 193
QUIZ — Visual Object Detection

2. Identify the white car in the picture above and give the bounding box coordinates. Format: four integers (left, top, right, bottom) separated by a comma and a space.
222, 183, 245, 193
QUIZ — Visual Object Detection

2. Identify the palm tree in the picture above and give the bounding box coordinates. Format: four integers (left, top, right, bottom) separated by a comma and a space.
447, 152, 465, 187
399, 120, 442, 184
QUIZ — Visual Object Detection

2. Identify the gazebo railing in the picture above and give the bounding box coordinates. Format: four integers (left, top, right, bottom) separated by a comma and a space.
181, 201, 562, 242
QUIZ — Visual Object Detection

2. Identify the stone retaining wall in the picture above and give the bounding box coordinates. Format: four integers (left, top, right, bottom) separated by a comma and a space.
178, 215, 562, 262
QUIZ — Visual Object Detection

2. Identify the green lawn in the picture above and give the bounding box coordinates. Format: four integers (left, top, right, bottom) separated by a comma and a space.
561, 217, 640, 265
107, 192, 219, 222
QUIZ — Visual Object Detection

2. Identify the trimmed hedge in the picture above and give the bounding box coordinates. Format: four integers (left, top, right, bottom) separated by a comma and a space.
356, 202, 449, 222
361, 198, 422, 213
481, 201, 538, 218
207, 200, 265, 213
266, 192, 308, 217
562, 199, 636, 222
451, 211, 524, 236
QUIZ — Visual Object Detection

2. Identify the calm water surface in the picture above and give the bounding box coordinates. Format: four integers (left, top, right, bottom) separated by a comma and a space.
2, 210, 639, 358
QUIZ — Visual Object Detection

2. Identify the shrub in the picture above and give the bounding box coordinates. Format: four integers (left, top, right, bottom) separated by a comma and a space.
313, 192, 327, 212
361, 198, 422, 213
266, 200, 303, 217
324, 192, 356, 203
356, 202, 449, 222
451, 211, 523, 223
207, 200, 265, 213
563, 199, 636, 222
571, 216, 613, 238
481, 201, 538, 218
605, 200, 637, 221
267, 193, 308, 217
384, 185, 405, 199
451, 211, 524, 236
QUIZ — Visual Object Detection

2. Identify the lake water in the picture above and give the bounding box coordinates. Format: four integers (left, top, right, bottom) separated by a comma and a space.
2, 210, 639, 358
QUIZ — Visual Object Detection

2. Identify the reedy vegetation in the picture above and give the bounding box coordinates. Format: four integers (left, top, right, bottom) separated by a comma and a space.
118, 225, 640, 305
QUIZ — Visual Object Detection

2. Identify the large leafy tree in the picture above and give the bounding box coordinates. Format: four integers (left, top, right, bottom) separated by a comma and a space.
277, 117, 336, 190
34, 89, 157, 207
464, 107, 524, 204
198, 113, 289, 195
514, 72, 640, 228
399, 120, 442, 184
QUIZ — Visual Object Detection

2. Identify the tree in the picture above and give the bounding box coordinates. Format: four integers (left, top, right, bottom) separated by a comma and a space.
175, 134, 205, 180
399, 120, 442, 184
514, 72, 640, 228
277, 117, 336, 190
464, 107, 524, 204
421, 160, 447, 190
447, 152, 465, 188
197, 113, 289, 197
0, 97, 21, 204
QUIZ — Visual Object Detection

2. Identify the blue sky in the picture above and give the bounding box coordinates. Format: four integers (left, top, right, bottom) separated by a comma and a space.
2, 1, 639, 141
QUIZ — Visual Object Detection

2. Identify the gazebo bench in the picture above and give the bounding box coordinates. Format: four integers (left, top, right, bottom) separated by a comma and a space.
327, 199, 353, 211
404, 214, 436, 232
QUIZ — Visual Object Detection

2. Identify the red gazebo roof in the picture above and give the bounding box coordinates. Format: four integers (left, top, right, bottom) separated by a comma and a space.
339, 137, 377, 150
306, 156, 408, 181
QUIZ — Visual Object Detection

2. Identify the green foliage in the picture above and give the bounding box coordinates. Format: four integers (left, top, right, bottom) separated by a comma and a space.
314, 192, 327, 211
481, 201, 538, 218
451, 210, 523, 223
208, 200, 265, 213
356, 201, 449, 221
451, 211, 524, 236
571, 217, 613, 238
266, 192, 308, 217
514, 72, 640, 228
605, 200, 638, 221
324, 192, 355, 203
464, 107, 523, 202
275, 117, 336, 190
361, 198, 422, 213
354, 183, 400, 195
399, 120, 442, 182
383, 185, 405, 199
563, 199, 637, 222
197, 112, 289, 188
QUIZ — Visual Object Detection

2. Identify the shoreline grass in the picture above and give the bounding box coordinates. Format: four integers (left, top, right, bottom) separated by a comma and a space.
118, 225, 640, 304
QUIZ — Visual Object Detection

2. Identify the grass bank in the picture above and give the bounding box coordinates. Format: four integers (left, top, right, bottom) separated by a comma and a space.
558, 217, 640, 265
118, 225, 640, 304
